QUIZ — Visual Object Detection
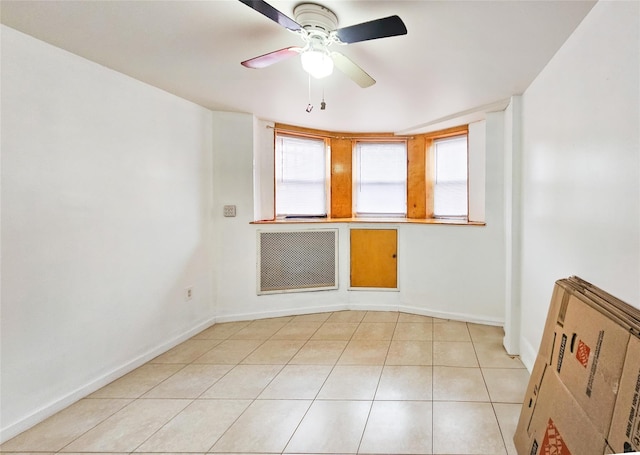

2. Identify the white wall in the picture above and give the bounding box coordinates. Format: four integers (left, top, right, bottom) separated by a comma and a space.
503, 96, 522, 355
0, 26, 215, 441
212, 113, 507, 325
519, 1, 640, 369
0, 11, 516, 442
253, 118, 275, 221
468, 120, 487, 222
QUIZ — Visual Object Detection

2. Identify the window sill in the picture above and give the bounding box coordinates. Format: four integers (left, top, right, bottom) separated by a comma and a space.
251, 217, 485, 226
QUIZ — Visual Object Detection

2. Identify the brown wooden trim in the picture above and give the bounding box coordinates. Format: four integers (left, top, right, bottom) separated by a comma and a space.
425, 138, 435, 218
419, 125, 468, 140
275, 123, 331, 139
330, 138, 353, 218
271, 122, 470, 222
274, 123, 466, 141
251, 217, 485, 226
324, 137, 332, 217
275, 123, 401, 140
272, 129, 277, 220
407, 136, 426, 219
350, 137, 409, 142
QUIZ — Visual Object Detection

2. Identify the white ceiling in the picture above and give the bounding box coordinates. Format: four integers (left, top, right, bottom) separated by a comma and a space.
1, 0, 596, 133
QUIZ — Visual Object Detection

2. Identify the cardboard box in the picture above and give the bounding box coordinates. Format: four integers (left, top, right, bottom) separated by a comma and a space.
515, 277, 639, 455
568, 276, 640, 324
550, 293, 629, 436
608, 335, 640, 453
516, 361, 607, 455
515, 357, 548, 452
537, 283, 570, 361
565, 277, 640, 333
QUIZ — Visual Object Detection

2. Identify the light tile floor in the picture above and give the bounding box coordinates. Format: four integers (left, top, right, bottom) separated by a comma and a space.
1, 311, 529, 455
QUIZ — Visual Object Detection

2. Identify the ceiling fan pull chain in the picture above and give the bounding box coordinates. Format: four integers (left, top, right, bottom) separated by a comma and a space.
306, 73, 313, 113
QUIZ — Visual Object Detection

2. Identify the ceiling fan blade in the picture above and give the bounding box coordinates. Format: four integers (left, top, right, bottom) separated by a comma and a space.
242, 47, 301, 69
331, 52, 375, 88
335, 15, 407, 44
238, 0, 302, 32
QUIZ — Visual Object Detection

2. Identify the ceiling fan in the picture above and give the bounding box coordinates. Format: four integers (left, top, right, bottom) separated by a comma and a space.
238, 0, 407, 88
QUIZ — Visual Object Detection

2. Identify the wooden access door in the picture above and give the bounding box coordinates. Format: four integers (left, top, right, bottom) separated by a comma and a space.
350, 229, 398, 288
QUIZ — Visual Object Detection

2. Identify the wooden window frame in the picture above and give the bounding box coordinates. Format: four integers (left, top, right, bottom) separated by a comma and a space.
420, 125, 469, 220
261, 123, 478, 225
352, 139, 408, 218
431, 132, 469, 220
273, 130, 331, 219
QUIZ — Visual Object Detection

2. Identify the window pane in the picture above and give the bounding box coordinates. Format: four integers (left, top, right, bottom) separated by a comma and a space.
355, 142, 407, 215
434, 135, 468, 218
275, 134, 326, 216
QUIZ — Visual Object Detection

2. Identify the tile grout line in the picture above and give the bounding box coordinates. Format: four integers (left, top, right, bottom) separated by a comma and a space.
6, 312, 523, 455
138, 318, 277, 454
128, 398, 194, 454
50, 397, 136, 454
431, 316, 435, 455
269, 312, 334, 455
354, 311, 399, 454
133, 321, 252, 454
468, 322, 510, 455
263, 313, 328, 365
54, 354, 199, 453
281, 310, 364, 455
203, 314, 325, 454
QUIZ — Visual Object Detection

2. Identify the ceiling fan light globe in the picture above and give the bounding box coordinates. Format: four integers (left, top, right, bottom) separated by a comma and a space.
301, 49, 334, 79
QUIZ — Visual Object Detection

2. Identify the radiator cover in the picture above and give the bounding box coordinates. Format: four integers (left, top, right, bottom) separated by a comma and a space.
257, 229, 338, 294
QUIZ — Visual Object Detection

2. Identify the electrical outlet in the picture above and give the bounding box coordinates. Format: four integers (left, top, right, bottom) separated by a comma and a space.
185, 287, 193, 301
223, 205, 236, 217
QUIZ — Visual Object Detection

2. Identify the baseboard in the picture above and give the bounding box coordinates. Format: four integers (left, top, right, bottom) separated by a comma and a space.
346, 302, 400, 312
0, 315, 217, 444
2, 304, 509, 443
215, 304, 404, 323
215, 303, 501, 326
519, 336, 538, 373
398, 303, 504, 326
214, 304, 348, 323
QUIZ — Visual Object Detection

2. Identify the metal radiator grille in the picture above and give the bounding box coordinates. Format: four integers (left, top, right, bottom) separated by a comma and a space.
258, 230, 338, 294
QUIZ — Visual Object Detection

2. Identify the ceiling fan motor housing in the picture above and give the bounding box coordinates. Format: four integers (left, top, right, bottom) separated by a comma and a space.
293, 3, 339, 36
